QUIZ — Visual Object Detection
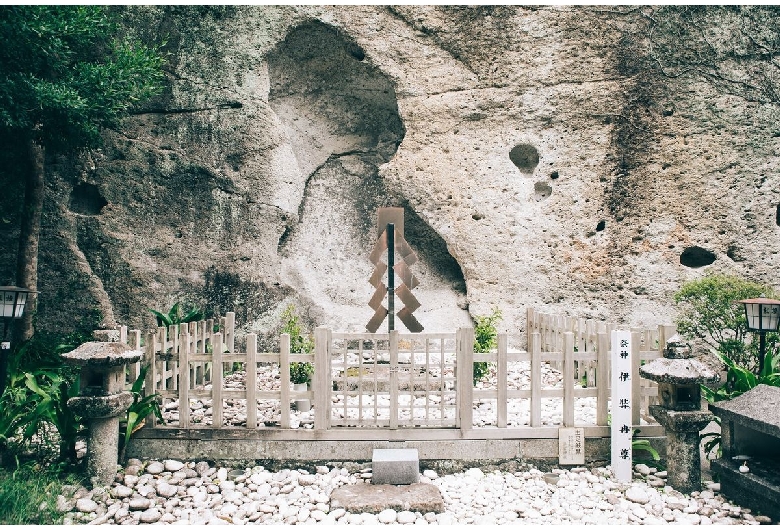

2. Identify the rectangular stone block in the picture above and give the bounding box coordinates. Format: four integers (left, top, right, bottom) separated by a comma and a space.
372, 448, 419, 485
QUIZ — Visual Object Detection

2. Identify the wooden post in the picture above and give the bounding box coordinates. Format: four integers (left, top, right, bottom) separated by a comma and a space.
144, 331, 157, 427
212, 332, 223, 428
563, 332, 575, 427
596, 331, 610, 426
313, 327, 330, 431
179, 331, 190, 428
390, 330, 399, 429
530, 331, 541, 428
225, 312, 235, 353
497, 332, 508, 428
280, 333, 291, 429
246, 333, 258, 429
457, 328, 474, 432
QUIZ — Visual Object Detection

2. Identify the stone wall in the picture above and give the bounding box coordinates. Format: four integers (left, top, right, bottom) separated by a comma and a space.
1, 6, 778, 348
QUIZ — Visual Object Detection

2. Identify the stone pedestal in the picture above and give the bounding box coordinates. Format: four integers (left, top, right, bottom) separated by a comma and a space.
639, 335, 720, 495
372, 448, 419, 485
62, 342, 141, 486
649, 405, 714, 494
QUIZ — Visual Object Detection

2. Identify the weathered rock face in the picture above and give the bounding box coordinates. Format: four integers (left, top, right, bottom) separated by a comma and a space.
1, 6, 779, 347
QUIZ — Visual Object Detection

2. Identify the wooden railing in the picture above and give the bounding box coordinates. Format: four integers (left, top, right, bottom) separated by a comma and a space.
118, 308, 673, 437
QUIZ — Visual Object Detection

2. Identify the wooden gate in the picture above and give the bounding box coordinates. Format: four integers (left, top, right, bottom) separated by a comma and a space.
324, 330, 460, 429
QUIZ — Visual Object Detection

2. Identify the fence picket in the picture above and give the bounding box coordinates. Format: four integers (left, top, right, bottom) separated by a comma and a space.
179, 331, 190, 428
314, 327, 330, 431
530, 332, 542, 427
246, 333, 258, 429
596, 331, 610, 426
212, 332, 223, 428
563, 332, 575, 427
497, 333, 508, 428
279, 333, 291, 429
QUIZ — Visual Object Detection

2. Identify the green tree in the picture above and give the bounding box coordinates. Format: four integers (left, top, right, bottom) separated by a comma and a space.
674, 274, 779, 374
0, 6, 166, 340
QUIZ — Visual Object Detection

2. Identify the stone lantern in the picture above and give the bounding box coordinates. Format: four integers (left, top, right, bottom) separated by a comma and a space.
639, 335, 720, 494
62, 342, 141, 485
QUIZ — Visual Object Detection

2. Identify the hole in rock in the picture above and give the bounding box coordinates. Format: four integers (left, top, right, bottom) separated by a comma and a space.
680, 246, 716, 268
509, 143, 539, 173
69, 183, 107, 215
533, 181, 552, 201
776, 204, 780, 227
596, 220, 606, 232
550, 170, 559, 179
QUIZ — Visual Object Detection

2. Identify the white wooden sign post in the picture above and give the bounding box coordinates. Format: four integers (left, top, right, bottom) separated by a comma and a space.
611, 330, 633, 483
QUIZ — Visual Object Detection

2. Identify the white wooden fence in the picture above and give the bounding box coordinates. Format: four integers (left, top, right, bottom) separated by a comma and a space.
119, 308, 671, 439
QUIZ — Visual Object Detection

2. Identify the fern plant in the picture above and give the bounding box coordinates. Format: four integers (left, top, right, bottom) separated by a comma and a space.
149, 302, 203, 328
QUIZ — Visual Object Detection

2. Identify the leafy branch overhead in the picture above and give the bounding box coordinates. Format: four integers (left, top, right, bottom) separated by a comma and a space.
0, 6, 167, 151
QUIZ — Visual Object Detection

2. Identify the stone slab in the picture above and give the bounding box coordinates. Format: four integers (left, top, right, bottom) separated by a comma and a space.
330, 483, 444, 514
709, 385, 780, 438
372, 448, 419, 485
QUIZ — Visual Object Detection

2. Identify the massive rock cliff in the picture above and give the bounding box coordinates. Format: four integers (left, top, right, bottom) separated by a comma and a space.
2, 6, 779, 346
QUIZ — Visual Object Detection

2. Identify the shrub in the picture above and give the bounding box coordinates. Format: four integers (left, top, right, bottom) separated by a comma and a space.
674, 274, 779, 374
281, 305, 313, 385
473, 308, 502, 385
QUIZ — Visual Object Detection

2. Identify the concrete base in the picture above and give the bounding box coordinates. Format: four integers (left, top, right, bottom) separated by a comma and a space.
126, 428, 667, 472
372, 448, 419, 485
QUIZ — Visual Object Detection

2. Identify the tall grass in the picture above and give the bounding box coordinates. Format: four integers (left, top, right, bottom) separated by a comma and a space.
0, 461, 82, 524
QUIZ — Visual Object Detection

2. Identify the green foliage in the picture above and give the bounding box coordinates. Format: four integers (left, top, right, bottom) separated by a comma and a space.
0, 461, 82, 524
0, 337, 85, 463
281, 305, 314, 385
674, 274, 778, 374
0, 6, 166, 152
699, 347, 780, 459
473, 308, 502, 385
150, 302, 204, 328
119, 364, 163, 462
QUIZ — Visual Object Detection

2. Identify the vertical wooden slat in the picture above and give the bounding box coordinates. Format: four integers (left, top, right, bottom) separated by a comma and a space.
358, 339, 364, 424
459, 327, 474, 431
212, 332, 223, 428
279, 333, 291, 429
314, 327, 330, 431
526, 307, 535, 351
631, 331, 641, 426
389, 330, 399, 429
225, 312, 235, 353
596, 331, 610, 426
246, 333, 258, 429
530, 331, 542, 428
563, 332, 575, 427
170, 324, 179, 391
342, 338, 350, 424
128, 330, 141, 386
497, 333, 508, 428
179, 331, 190, 428
145, 331, 157, 427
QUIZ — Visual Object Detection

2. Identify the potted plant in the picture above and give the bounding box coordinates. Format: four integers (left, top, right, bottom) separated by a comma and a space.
282, 305, 314, 412
290, 361, 313, 412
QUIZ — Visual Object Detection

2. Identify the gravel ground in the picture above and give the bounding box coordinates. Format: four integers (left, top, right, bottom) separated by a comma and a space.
59, 459, 771, 525
57, 361, 767, 525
